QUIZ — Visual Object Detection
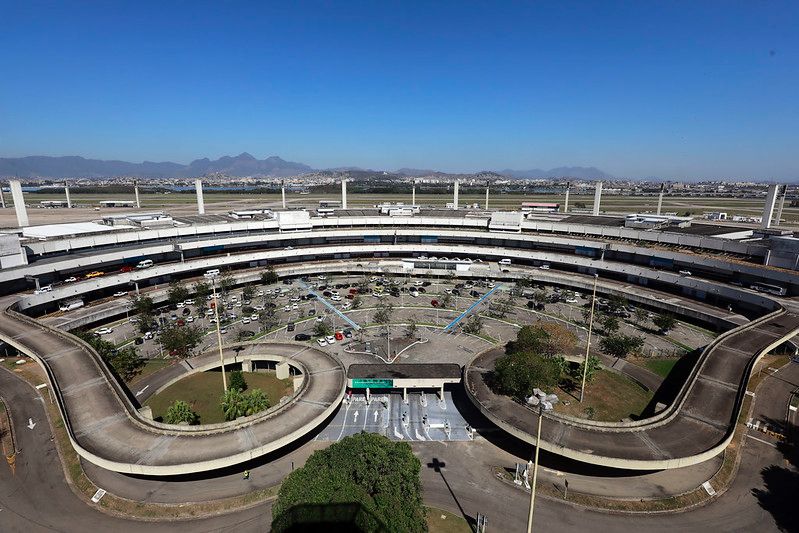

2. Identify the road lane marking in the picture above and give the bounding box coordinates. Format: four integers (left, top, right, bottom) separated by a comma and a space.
746, 434, 777, 448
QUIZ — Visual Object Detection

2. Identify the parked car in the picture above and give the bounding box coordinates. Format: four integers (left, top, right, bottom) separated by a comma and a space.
295, 333, 311, 341
317, 338, 328, 347
325, 335, 336, 344
287, 323, 295, 332
94, 327, 113, 335
113, 291, 127, 297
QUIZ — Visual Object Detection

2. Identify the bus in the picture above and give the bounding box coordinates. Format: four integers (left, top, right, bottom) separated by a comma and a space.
750, 282, 787, 296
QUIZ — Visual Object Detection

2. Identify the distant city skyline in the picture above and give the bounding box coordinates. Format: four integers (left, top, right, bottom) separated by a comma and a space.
1, 2, 797, 180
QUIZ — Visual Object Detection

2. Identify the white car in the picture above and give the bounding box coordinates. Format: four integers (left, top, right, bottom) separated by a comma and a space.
409, 291, 419, 297
34, 285, 53, 295
540, 264, 550, 270
331, 295, 342, 301
235, 302, 242, 307
113, 291, 128, 297
257, 290, 264, 297
292, 303, 299, 310
325, 335, 336, 344
317, 338, 328, 347
317, 275, 327, 280
184, 299, 193, 305
254, 305, 264, 311
64, 277, 77, 283
220, 328, 228, 334
242, 318, 251, 324
283, 305, 291, 312
95, 327, 113, 335
566, 298, 578, 304
186, 316, 195, 323
176, 302, 184, 308
250, 314, 258, 320
341, 302, 351, 310
128, 317, 139, 323
316, 316, 324, 322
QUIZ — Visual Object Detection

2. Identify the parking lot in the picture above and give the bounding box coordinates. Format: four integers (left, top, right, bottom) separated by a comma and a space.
85, 271, 714, 369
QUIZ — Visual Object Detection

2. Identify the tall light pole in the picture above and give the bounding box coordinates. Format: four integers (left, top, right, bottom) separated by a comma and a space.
212, 279, 227, 391
526, 405, 544, 533
580, 274, 599, 403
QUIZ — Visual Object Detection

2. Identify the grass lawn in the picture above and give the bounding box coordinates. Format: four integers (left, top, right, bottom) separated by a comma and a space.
128, 358, 173, 385
426, 508, 471, 533
555, 369, 653, 422
643, 357, 680, 378
146, 371, 293, 424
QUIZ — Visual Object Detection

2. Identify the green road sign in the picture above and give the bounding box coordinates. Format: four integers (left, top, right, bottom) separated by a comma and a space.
351, 378, 394, 389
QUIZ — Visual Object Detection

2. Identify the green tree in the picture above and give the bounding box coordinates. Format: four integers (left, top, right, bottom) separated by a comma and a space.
492, 351, 562, 402
352, 295, 362, 310
164, 400, 198, 425
242, 285, 255, 301
600, 314, 620, 335
110, 347, 146, 381
131, 295, 154, 316
167, 281, 189, 305
634, 307, 648, 326
229, 370, 247, 392
507, 324, 555, 358
261, 266, 279, 285
439, 292, 453, 309
193, 281, 211, 308
159, 323, 204, 358
219, 271, 235, 294
405, 317, 418, 339
653, 314, 677, 334
258, 309, 278, 332
221, 387, 245, 421
272, 433, 425, 533
600, 334, 645, 359
373, 301, 393, 324
608, 294, 628, 315
243, 388, 270, 416
314, 320, 332, 337
462, 315, 483, 335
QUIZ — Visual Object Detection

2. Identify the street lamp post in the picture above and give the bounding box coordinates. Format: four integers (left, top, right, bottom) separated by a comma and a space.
580, 274, 599, 403
212, 279, 227, 392
526, 405, 544, 533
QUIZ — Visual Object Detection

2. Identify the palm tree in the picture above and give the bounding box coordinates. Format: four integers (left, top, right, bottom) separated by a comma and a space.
221, 388, 245, 421
244, 389, 270, 416
164, 400, 198, 425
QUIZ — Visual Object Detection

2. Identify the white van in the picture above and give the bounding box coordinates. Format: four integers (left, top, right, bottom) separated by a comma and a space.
34, 285, 53, 295
204, 269, 220, 279
136, 259, 154, 269
59, 299, 84, 312
499, 258, 512, 266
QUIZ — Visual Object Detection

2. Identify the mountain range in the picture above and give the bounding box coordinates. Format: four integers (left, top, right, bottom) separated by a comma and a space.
0, 153, 609, 180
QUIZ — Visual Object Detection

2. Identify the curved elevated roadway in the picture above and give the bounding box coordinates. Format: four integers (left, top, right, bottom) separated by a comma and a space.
0, 299, 346, 476
466, 305, 799, 469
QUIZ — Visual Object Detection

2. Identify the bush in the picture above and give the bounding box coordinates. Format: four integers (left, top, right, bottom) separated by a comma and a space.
653, 314, 677, 334
229, 370, 247, 392
164, 400, 198, 425
272, 433, 425, 533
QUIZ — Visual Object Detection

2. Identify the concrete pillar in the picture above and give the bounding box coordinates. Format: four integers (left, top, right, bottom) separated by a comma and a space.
9, 180, 29, 227
403, 387, 408, 403
774, 185, 787, 226
134, 180, 141, 208
439, 384, 444, 400
453, 180, 459, 210
592, 181, 603, 216
276, 361, 290, 379
281, 180, 286, 209
412, 180, 416, 206
761, 183, 779, 229
341, 179, 348, 210
563, 182, 570, 213
242, 359, 253, 372
195, 178, 205, 215
484, 181, 490, 211
656, 183, 665, 215
0, 183, 5, 208
64, 181, 72, 209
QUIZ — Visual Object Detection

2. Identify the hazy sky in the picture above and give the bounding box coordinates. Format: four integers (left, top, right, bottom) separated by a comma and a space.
1, 1, 797, 179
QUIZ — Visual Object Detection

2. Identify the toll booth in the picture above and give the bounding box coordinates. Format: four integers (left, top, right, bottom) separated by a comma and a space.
346, 363, 461, 402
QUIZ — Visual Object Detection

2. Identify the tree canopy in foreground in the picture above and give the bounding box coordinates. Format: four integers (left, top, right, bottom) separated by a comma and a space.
272, 432, 426, 533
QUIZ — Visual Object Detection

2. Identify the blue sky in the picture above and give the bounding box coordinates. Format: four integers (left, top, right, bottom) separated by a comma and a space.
1, 1, 797, 179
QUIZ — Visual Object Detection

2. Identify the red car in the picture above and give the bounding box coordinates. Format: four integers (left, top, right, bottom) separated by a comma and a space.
120, 266, 135, 273
431, 299, 439, 307
334, 331, 344, 341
